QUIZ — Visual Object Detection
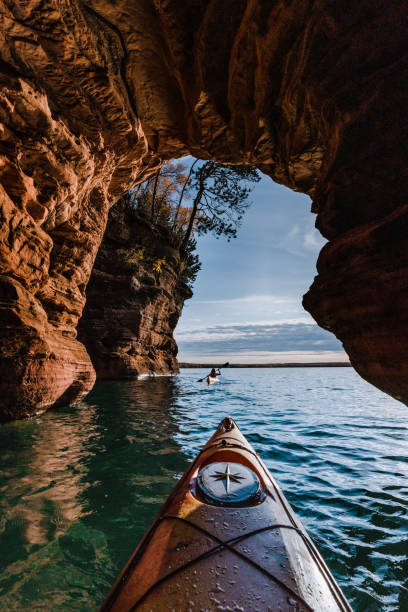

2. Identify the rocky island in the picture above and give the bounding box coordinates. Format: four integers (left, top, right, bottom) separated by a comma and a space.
78, 196, 192, 380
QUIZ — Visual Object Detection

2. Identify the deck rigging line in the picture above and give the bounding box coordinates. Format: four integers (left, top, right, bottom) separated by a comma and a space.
127, 515, 313, 611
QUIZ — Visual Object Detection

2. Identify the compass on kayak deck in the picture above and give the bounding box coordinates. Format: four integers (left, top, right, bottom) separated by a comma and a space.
197, 461, 261, 506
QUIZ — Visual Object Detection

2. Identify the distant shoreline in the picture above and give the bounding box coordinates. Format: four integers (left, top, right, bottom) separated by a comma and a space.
179, 362, 351, 368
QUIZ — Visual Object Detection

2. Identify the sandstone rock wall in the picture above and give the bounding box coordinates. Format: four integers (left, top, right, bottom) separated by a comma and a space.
0, 0, 164, 419
0, 0, 407, 419
77, 200, 191, 380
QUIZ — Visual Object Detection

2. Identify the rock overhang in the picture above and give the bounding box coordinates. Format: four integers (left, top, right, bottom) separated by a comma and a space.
0, 0, 407, 418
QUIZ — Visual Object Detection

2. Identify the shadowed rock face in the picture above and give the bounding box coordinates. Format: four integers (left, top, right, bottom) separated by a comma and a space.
77, 200, 192, 379
0, 0, 407, 419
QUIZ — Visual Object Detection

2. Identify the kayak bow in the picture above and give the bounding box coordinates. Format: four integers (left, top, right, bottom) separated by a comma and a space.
100, 417, 351, 611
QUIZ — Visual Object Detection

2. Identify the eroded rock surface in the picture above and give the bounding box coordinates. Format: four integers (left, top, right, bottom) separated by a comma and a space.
0, 0, 407, 419
78, 200, 191, 379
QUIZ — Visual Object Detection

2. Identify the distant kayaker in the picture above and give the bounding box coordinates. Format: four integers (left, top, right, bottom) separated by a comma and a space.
207, 368, 221, 385
197, 366, 224, 383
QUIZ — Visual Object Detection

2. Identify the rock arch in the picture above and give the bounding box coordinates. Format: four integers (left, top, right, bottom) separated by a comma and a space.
0, 0, 407, 419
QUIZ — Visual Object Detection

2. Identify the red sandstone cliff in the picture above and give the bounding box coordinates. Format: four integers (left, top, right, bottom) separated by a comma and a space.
77, 199, 191, 379
0, 1, 407, 419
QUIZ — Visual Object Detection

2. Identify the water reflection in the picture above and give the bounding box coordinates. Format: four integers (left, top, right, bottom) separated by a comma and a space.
0, 377, 188, 611
0, 404, 95, 558
81, 378, 189, 568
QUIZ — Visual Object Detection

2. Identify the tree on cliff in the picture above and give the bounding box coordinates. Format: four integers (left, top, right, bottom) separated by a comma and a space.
177, 161, 260, 255
129, 160, 260, 244
129, 161, 191, 227
127, 158, 260, 286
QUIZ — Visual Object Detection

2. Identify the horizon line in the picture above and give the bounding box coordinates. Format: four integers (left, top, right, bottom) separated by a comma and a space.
179, 362, 351, 368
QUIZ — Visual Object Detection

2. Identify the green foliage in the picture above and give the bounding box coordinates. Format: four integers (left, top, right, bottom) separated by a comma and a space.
179, 238, 202, 290
117, 246, 145, 266
188, 161, 261, 243
125, 161, 190, 229
122, 158, 260, 290
125, 246, 145, 265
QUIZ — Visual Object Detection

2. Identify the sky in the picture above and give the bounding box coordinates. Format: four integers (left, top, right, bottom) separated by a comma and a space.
174, 168, 348, 364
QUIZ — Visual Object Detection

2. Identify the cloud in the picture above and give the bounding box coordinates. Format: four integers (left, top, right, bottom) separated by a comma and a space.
175, 321, 344, 356
178, 350, 349, 364
179, 294, 311, 328
192, 294, 296, 306
303, 226, 326, 251
280, 219, 326, 256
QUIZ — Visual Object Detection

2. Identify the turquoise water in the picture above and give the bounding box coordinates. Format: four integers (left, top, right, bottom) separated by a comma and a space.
0, 368, 407, 611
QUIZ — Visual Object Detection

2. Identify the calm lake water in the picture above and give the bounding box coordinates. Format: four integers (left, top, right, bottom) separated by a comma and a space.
0, 368, 407, 611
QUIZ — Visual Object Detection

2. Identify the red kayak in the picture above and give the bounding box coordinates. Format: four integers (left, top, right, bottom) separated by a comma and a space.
100, 417, 351, 611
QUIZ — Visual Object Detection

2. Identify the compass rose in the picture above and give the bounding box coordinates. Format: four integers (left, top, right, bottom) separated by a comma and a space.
197, 461, 260, 506
210, 463, 245, 494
